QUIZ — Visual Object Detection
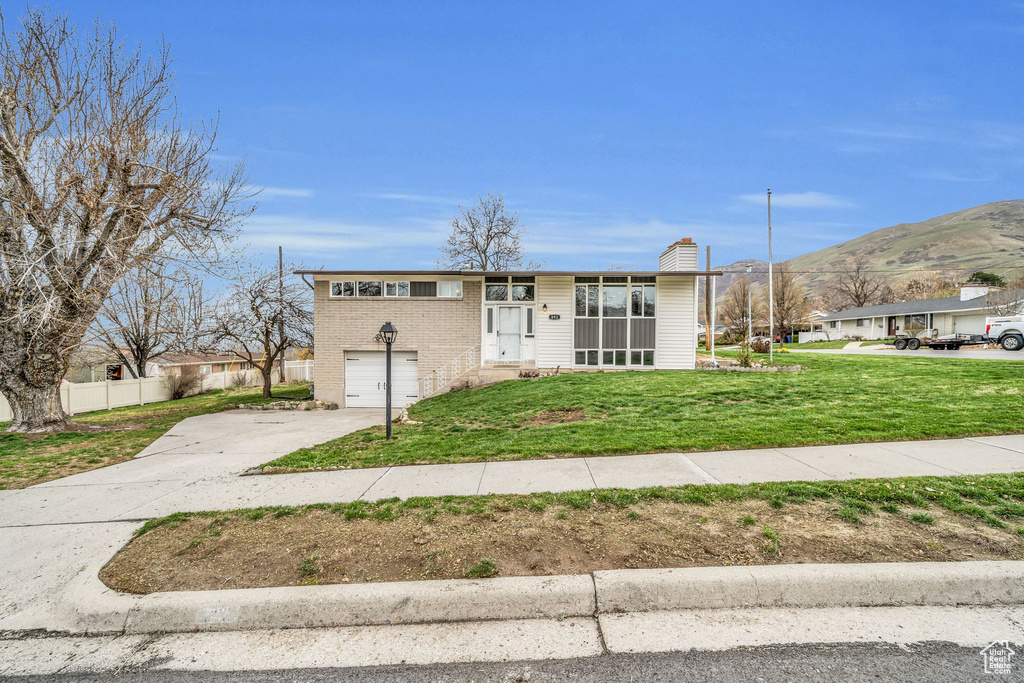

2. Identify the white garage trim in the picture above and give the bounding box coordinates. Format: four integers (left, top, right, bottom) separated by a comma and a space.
345, 351, 419, 408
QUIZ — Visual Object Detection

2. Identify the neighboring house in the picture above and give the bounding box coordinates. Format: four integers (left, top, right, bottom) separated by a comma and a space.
299, 238, 719, 408
795, 310, 830, 343
819, 286, 1022, 340
146, 353, 264, 377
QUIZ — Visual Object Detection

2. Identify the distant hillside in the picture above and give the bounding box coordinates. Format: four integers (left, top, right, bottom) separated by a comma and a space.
710, 200, 1024, 300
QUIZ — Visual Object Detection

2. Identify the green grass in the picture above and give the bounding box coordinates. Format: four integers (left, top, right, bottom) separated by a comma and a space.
0, 382, 311, 489
466, 557, 498, 578
267, 353, 1024, 471
131, 472, 1024, 540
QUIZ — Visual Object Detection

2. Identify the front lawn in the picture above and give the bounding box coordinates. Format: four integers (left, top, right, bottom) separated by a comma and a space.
267, 354, 1024, 471
100, 473, 1024, 592
0, 382, 310, 489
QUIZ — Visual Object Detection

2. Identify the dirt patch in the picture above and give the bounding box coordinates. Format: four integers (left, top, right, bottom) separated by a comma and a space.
527, 409, 587, 426
100, 499, 1024, 594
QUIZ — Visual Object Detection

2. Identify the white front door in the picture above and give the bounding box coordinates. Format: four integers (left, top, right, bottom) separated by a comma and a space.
498, 306, 521, 361
345, 351, 419, 408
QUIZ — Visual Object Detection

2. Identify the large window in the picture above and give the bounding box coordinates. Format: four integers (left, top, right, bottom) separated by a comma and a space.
486, 284, 509, 301
358, 281, 382, 297
574, 276, 657, 367
437, 281, 462, 297
575, 284, 600, 316
602, 285, 627, 317
385, 281, 410, 297
631, 285, 655, 317
330, 281, 355, 297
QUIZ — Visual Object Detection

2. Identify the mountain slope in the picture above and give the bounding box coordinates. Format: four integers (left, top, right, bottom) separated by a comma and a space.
710, 200, 1024, 300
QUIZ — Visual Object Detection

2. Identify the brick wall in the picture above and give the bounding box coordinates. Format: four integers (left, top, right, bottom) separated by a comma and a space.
313, 279, 482, 406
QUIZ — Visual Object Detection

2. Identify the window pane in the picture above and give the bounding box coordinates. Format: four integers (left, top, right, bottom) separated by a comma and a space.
343, 282, 354, 297
575, 276, 599, 283
487, 308, 493, 334
526, 308, 534, 334
386, 282, 397, 296
453, 281, 462, 297
587, 285, 599, 317
615, 350, 626, 366
358, 281, 382, 297
631, 350, 642, 365
644, 285, 656, 316
603, 350, 614, 365
631, 276, 656, 283
602, 285, 627, 317
631, 286, 643, 316
575, 285, 588, 316
587, 350, 598, 366
512, 284, 535, 301
643, 350, 654, 366
575, 350, 586, 365
331, 282, 343, 297
603, 276, 627, 283
486, 284, 508, 301
511, 276, 535, 283
397, 282, 410, 297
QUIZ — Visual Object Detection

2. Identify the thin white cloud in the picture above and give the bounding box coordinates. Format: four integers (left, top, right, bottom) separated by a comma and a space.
367, 192, 455, 204
259, 186, 314, 199
739, 191, 855, 209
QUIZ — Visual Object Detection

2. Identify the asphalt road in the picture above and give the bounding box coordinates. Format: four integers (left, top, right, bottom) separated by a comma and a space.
5, 643, 1014, 683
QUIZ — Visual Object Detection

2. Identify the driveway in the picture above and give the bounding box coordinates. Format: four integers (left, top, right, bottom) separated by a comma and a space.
0, 408, 381, 632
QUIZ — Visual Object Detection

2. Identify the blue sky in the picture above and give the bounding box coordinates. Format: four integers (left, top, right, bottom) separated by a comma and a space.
64, 1, 1024, 270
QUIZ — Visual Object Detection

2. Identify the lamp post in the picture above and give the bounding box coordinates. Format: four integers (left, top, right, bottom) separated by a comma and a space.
745, 264, 752, 341
378, 321, 398, 439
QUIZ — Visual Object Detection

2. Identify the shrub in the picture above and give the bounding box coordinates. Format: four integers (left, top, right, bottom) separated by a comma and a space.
231, 371, 251, 388
749, 338, 771, 354
162, 367, 205, 400
736, 342, 753, 367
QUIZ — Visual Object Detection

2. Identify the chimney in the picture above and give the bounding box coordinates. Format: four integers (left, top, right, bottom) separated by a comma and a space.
660, 238, 699, 271
960, 285, 990, 301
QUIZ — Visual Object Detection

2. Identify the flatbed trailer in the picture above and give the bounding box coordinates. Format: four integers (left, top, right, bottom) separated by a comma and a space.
889, 334, 988, 351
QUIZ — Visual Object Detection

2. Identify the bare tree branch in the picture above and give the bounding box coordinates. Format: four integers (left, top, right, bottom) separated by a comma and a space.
436, 193, 543, 271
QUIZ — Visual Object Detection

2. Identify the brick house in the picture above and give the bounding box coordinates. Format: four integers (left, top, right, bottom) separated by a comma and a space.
299, 239, 719, 408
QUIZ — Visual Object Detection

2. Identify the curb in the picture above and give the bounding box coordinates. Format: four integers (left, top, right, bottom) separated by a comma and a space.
57, 560, 1024, 635
594, 561, 1024, 613
123, 574, 595, 634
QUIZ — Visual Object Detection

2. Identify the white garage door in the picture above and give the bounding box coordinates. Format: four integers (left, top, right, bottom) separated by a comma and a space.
345, 351, 419, 408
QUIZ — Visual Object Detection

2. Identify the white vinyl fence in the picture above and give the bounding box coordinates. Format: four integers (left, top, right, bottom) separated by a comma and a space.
0, 368, 295, 423
283, 360, 314, 382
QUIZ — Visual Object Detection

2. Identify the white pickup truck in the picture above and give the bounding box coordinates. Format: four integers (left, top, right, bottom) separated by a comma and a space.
986, 315, 1024, 351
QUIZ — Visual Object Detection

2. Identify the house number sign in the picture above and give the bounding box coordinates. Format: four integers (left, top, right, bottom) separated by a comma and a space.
548, 314, 561, 320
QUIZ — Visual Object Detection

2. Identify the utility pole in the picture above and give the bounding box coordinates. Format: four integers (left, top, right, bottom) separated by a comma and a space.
745, 263, 753, 341
767, 189, 774, 364
278, 245, 285, 384
710, 262, 716, 365
705, 246, 712, 352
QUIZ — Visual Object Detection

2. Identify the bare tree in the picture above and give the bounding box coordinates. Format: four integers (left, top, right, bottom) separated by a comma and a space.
90, 264, 208, 378
718, 275, 761, 338
986, 272, 1024, 316
209, 264, 313, 399
437, 193, 543, 270
763, 264, 810, 342
828, 258, 890, 309
0, 10, 251, 432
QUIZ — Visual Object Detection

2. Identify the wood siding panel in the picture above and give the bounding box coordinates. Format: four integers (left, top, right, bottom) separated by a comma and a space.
655, 275, 696, 369
535, 276, 574, 367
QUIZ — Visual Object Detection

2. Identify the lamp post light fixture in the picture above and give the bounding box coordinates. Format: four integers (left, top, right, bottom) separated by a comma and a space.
378, 321, 398, 439
745, 266, 753, 342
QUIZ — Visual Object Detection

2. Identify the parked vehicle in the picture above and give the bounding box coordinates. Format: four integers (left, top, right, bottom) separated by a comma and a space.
986, 316, 1024, 351
890, 334, 987, 351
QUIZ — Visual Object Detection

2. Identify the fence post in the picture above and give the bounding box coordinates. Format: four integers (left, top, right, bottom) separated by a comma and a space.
138, 376, 144, 406
105, 379, 111, 411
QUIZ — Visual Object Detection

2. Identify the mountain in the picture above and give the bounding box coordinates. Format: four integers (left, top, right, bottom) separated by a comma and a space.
710, 200, 1024, 300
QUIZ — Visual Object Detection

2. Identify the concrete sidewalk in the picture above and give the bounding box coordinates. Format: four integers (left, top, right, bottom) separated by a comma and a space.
2, 406, 1024, 635
3, 434, 1023, 526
